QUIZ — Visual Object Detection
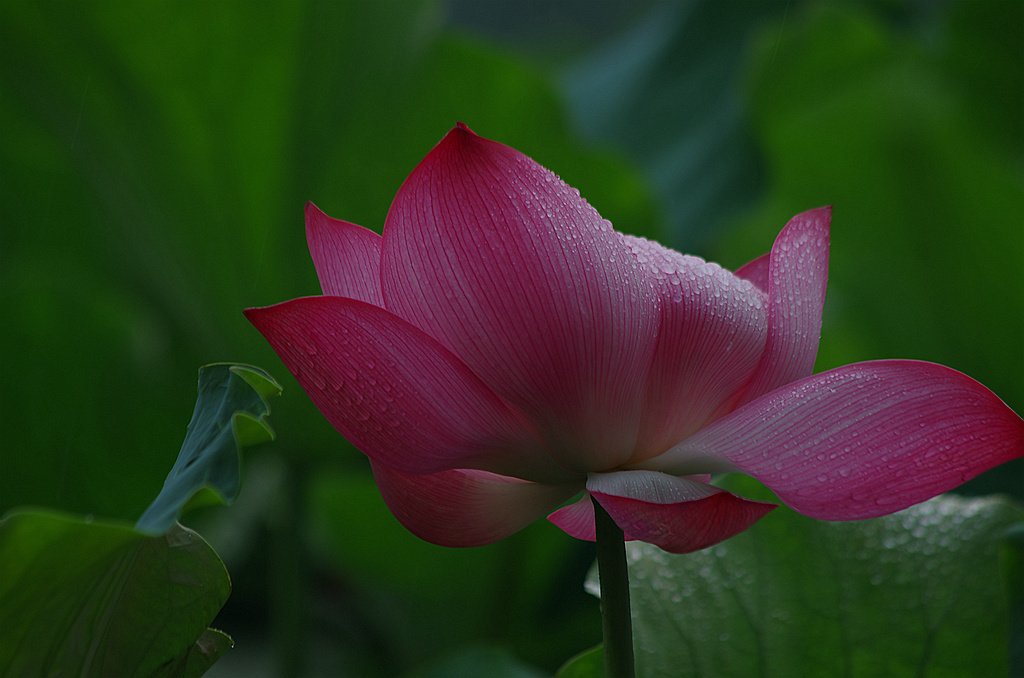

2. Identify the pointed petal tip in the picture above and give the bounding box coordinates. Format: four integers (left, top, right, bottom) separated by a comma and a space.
442, 122, 478, 145
243, 305, 265, 322
304, 202, 328, 243
303, 201, 385, 303
383, 124, 660, 471
244, 301, 299, 336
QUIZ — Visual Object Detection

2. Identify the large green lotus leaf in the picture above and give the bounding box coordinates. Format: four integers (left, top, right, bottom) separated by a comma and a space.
585, 488, 1022, 678
135, 364, 280, 535
0, 510, 231, 678
715, 2, 1022, 495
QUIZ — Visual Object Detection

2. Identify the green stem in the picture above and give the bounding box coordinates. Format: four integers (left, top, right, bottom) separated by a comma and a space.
594, 499, 635, 678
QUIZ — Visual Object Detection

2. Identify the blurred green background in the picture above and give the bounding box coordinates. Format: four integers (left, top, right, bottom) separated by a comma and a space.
1, 0, 1020, 675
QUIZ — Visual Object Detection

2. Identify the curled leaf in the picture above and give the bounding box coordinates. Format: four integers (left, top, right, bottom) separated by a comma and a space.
136, 364, 281, 535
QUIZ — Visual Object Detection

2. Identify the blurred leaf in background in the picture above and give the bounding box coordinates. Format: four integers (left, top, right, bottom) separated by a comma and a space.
560, 0, 787, 251
716, 0, 1023, 497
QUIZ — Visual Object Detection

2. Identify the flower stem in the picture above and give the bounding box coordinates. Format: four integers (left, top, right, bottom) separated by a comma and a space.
594, 498, 635, 678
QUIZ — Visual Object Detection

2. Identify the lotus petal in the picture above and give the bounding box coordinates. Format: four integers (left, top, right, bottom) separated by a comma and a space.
642, 360, 1024, 519
372, 462, 580, 547
246, 297, 575, 483
549, 471, 776, 554
379, 123, 659, 472
734, 252, 770, 293
623, 235, 768, 460
736, 207, 830, 406
305, 202, 384, 306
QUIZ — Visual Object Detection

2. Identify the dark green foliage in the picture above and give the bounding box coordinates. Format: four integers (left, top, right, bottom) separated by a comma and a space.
0, 513, 231, 678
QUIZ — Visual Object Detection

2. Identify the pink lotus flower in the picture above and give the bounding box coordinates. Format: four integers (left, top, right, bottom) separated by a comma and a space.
246, 124, 1023, 554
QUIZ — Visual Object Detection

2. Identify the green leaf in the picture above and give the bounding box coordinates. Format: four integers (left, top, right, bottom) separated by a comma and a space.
586, 491, 1022, 678
150, 629, 233, 678
0, 510, 231, 678
555, 645, 604, 678
135, 364, 281, 535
